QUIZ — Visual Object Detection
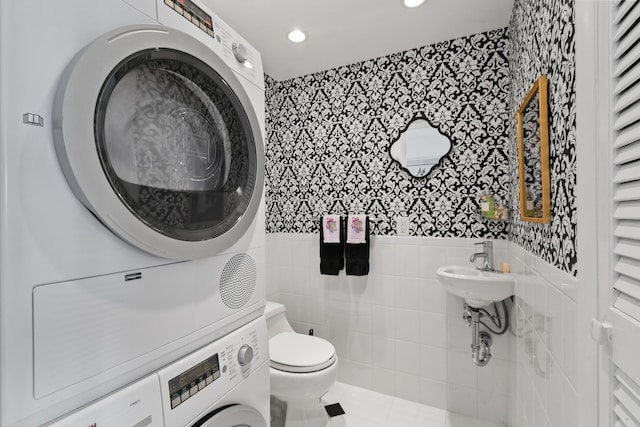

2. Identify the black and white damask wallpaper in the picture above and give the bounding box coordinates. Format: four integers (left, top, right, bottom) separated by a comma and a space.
508, 0, 576, 275
265, 29, 511, 238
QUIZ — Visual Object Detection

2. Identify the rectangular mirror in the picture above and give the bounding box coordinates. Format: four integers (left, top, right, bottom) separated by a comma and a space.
517, 75, 551, 223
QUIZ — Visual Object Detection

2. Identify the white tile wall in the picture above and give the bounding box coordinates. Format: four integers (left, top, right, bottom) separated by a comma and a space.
508, 244, 579, 427
266, 234, 583, 426
266, 233, 512, 425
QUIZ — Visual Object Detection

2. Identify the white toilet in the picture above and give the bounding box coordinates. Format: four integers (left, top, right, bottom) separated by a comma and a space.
264, 301, 338, 427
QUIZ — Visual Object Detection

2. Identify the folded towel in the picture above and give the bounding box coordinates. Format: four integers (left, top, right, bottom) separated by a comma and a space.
345, 215, 370, 276
347, 214, 367, 244
323, 214, 341, 243
320, 216, 345, 275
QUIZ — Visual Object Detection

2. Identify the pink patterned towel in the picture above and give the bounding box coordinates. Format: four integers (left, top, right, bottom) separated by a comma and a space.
347, 214, 367, 244
323, 215, 341, 243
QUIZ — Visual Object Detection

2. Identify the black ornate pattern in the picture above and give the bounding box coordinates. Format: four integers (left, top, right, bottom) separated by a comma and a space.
508, 0, 576, 275
265, 29, 511, 238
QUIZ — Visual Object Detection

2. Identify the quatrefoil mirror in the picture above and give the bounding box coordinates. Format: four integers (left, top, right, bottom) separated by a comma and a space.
389, 114, 452, 178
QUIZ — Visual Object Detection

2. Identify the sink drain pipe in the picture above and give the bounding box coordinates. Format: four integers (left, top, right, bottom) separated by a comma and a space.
469, 309, 492, 366
462, 300, 509, 367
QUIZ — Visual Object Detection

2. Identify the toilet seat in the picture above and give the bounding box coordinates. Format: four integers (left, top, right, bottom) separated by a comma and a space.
269, 333, 336, 373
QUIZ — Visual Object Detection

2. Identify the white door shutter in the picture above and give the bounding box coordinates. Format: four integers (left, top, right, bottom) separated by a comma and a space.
610, 1, 640, 424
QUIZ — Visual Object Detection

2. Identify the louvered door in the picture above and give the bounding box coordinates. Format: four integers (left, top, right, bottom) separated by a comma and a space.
610, 1, 640, 425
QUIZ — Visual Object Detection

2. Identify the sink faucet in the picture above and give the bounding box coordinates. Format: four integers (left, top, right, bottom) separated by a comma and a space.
470, 241, 494, 271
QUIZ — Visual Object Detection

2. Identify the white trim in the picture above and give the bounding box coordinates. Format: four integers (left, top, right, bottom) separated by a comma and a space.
576, 0, 610, 426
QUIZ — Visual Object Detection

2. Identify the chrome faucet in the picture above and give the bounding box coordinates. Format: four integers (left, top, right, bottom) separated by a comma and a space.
470, 241, 494, 271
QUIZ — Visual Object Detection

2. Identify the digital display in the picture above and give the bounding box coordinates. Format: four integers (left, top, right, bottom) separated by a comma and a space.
165, 0, 214, 37
169, 354, 220, 409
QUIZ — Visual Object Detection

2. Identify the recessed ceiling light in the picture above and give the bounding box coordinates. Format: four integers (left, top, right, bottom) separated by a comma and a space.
403, 0, 425, 7
287, 29, 306, 43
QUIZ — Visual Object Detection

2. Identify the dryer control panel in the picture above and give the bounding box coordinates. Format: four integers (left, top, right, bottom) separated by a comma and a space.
163, 0, 214, 38
157, 0, 264, 90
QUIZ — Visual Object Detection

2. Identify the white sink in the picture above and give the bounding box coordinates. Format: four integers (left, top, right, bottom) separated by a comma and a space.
436, 265, 514, 308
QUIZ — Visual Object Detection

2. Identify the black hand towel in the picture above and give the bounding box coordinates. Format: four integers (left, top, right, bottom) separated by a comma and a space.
345, 216, 370, 276
319, 216, 344, 275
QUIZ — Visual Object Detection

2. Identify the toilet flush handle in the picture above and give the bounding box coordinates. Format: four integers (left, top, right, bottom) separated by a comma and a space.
238, 344, 254, 366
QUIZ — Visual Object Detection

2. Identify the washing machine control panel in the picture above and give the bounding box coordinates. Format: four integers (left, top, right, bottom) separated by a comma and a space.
168, 353, 221, 409
157, 316, 268, 427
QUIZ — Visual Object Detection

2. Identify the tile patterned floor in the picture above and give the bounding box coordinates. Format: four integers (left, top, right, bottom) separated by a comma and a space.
271, 382, 504, 427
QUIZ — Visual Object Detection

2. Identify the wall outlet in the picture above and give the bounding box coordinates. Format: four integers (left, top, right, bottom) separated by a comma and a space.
396, 216, 409, 236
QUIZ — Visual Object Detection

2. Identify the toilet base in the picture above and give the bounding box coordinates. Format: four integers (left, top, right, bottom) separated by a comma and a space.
269, 352, 339, 427
270, 396, 287, 427
284, 398, 330, 427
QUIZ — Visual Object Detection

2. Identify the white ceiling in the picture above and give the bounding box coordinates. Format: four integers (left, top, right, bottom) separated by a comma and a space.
203, 0, 515, 81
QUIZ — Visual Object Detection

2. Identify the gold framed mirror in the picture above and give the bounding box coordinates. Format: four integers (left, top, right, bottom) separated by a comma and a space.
517, 75, 551, 223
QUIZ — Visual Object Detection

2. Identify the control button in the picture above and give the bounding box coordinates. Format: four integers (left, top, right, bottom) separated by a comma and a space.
232, 43, 249, 64
190, 383, 198, 396
238, 344, 254, 366
171, 394, 181, 409
213, 370, 221, 380
198, 379, 206, 391
180, 389, 190, 403
206, 374, 213, 385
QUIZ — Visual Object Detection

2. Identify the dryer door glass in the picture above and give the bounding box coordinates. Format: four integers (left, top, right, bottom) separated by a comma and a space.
95, 48, 257, 242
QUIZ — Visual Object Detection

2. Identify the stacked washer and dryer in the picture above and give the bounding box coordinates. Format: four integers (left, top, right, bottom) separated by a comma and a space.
0, 0, 268, 426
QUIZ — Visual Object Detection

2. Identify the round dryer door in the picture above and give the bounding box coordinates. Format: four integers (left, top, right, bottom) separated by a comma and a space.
53, 25, 264, 260
192, 404, 267, 427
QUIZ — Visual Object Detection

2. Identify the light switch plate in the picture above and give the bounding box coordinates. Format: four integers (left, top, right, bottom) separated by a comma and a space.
396, 216, 409, 236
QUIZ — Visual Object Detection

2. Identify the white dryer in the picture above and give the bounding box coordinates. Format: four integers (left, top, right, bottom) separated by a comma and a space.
0, 0, 266, 426
46, 317, 270, 427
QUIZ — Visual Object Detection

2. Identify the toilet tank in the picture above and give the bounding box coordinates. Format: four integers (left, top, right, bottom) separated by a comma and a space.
264, 301, 294, 338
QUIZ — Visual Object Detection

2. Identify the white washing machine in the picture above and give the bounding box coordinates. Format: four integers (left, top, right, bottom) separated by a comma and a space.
46, 317, 270, 427
0, 0, 266, 426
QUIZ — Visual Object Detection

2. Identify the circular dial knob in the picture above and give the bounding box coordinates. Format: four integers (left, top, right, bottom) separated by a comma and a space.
238, 344, 254, 366
232, 42, 248, 63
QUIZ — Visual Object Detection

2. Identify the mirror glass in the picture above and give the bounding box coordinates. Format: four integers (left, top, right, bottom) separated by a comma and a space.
389, 115, 452, 178
517, 75, 551, 223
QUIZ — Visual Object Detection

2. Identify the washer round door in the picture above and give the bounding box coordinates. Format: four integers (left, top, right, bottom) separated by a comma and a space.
192, 404, 267, 427
53, 25, 264, 260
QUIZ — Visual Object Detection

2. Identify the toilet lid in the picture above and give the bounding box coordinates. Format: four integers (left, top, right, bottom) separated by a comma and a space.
269, 333, 336, 373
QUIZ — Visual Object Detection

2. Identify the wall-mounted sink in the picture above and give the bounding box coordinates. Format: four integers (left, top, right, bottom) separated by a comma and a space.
436, 265, 514, 308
